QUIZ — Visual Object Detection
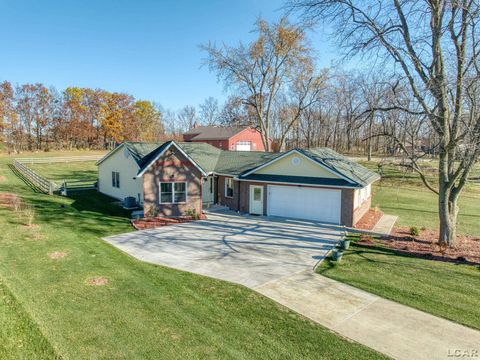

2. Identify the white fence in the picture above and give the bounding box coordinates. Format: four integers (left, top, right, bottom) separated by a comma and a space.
12, 155, 101, 195
12, 160, 56, 194
17, 155, 103, 164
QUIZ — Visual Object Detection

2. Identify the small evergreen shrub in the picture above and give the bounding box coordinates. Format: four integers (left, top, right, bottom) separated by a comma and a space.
410, 226, 420, 236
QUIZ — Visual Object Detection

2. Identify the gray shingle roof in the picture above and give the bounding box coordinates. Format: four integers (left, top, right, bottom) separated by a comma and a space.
124, 142, 164, 166
300, 148, 380, 187
184, 126, 247, 140
214, 151, 279, 175
126, 141, 379, 188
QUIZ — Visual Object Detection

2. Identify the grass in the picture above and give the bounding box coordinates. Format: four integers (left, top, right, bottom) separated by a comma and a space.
317, 234, 480, 330
29, 161, 98, 182
359, 161, 480, 236
0, 153, 384, 359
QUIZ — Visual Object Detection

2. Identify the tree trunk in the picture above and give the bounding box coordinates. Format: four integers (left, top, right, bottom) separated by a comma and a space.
438, 192, 458, 247
438, 152, 458, 246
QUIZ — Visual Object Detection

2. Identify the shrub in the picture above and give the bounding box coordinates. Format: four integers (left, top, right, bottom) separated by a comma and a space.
21, 204, 35, 227
410, 226, 420, 236
185, 208, 200, 220
359, 233, 374, 243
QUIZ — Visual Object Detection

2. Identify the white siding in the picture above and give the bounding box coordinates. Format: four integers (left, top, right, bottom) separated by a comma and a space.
353, 184, 371, 209
98, 146, 144, 203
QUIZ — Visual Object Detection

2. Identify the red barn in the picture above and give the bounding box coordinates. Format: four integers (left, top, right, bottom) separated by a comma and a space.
183, 125, 269, 151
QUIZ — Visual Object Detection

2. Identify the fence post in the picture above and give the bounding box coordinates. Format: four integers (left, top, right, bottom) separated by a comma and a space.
49, 182, 53, 195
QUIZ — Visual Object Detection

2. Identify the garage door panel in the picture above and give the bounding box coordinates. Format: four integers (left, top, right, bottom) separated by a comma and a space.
267, 185, 341, 224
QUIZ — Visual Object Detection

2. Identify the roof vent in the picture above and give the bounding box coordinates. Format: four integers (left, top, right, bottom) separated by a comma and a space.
292, 157, 301, 166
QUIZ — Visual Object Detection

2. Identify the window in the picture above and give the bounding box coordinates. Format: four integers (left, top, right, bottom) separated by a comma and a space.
112, 171, 120, 188
253, 187, 262, 201
174, 182, 187, 203
159, 182, 187, 204
225, 178, 234, 198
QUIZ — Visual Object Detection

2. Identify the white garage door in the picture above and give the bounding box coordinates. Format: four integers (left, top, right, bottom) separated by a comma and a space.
267, 185, 341, 224
236, 141, 252, 151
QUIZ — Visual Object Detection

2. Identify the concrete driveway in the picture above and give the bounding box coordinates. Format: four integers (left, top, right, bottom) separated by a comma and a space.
104, 211, 342, 287
103, 210, 480, 359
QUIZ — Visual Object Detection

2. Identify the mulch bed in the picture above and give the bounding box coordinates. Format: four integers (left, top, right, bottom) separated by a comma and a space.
132, 214, 207, 230
354, 209, 383, 230
357, 227, 480, 265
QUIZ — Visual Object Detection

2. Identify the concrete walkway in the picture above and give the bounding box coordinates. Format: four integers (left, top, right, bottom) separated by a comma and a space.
372, 214, 398, 235
255, 271, 480, 360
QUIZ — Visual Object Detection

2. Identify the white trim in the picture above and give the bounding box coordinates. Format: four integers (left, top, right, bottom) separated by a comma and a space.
224, 177, 234, 198
159, 181, 188, 204
249, 185, 264, 215
234, 177, 359, 189
136, 141, 207, 178
240, 149, 355, 184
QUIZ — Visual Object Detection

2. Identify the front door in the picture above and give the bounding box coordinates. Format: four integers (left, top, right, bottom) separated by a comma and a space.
202, 176, 215, 207
249, 185, 264, 215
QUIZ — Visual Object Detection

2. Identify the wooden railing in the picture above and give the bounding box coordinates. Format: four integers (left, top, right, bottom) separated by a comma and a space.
12, 160, 57, 194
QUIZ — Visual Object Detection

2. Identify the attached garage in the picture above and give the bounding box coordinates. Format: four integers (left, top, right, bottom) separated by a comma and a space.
267, 185, 341, 224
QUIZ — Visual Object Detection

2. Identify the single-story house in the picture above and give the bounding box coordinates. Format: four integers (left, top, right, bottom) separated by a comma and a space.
183, 124, 269, 151
96, 141, 380, 226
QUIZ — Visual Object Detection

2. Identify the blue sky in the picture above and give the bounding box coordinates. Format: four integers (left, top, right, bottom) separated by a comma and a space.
0, 0, 337, 110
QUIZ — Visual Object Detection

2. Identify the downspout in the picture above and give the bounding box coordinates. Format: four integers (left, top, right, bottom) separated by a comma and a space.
237, 180, 241, 212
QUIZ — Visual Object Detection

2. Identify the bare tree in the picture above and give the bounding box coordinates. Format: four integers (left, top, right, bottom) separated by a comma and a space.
177, 105, 197, 132
201, 18, 313, 151
219, 96, 250, 126
290, 0, 480, 246
199, 97, 220, 125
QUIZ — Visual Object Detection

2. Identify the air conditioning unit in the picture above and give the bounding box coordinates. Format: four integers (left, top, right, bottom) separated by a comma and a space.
123, 196, 137, 209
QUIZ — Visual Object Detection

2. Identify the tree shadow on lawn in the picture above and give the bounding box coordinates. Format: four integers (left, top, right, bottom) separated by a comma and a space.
8, 164, 46, 194
17, 191, 133, 239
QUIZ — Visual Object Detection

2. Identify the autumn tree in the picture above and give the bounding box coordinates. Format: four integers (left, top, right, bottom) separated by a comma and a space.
290, 0, 480, 246
202, 18, 318, 151
133, 100, 164, 141
0, 81, 17, 150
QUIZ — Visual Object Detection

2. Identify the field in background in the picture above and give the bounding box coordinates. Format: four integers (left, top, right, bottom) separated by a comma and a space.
359, 160, 480, 236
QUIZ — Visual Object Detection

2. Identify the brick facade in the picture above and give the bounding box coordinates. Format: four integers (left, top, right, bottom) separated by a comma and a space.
340, 188, 372, 226
143, 148, 203, 217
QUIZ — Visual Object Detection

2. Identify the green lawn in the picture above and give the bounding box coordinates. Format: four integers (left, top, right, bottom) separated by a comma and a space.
359, 161, 480, 236
29, 161, 98, 182
0, 154, 383, 359
317, 235, 480, 330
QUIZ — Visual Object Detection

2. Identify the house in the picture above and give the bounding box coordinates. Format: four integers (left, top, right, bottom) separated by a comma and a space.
96, 141, 380, 226
183, 125, 268, 151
